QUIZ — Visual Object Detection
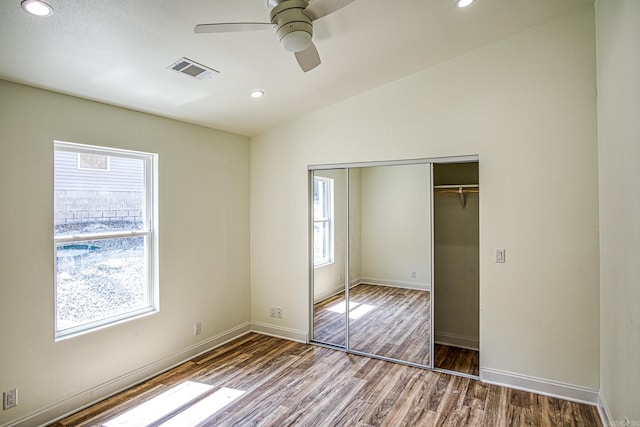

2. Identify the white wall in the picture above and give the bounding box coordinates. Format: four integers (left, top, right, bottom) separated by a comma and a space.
359, 164, 431, 288
251, 6, 599, 392
596, 0, 640, 423
0, 80, 250, 425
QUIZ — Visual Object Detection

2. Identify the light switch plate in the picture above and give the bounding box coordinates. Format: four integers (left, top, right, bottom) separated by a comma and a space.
496, 248, 506, 263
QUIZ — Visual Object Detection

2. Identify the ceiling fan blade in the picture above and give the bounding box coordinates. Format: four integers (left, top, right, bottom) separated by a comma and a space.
304, 0, 355, 20
194, 22, 274, 34
295, 42, 321, 72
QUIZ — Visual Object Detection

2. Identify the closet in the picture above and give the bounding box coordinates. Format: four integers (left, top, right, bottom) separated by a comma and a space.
433, 162, 479, 376
309, 157, 479, 376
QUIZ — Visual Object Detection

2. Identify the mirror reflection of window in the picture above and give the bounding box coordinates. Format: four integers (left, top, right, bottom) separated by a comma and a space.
313, 176, 334, 267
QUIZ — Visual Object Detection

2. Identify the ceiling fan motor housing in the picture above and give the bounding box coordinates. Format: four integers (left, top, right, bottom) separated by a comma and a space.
270, 0, 313, 52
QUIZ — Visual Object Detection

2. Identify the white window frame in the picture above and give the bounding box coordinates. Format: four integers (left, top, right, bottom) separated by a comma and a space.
313, 176, 334, 267
53, 141, 159, 340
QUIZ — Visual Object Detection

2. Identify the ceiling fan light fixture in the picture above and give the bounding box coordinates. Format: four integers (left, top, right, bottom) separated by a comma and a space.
280, 30, 312, 52
456, 0, 474, 8
271, 0, 313, 52
21, 0, 53, 16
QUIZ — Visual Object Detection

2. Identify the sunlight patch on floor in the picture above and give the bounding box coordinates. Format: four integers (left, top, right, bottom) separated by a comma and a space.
326, 300, 376, 319
158, 387, 245, 426
327, 300, 358, 314
103, 381, 244, 427
348, 303, 376, 319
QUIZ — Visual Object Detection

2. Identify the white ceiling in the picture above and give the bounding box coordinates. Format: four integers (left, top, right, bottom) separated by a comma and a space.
0, 0, 593, 137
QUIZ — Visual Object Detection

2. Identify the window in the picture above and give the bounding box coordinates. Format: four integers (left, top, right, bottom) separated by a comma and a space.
313, 176, 334, 266
54, 141, 158, 339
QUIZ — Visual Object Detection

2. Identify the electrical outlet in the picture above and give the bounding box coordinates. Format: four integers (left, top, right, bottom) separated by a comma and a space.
270, 306, 277, 318
194, 322, 202, 336
275, 307, 283, 319
3, 388, 18, 410
410, 270, 417, 279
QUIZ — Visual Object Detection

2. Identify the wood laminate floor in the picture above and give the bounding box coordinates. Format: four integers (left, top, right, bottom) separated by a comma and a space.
313, 284, 431, 366
50, 333, 602, 427
434, 344, 479, 377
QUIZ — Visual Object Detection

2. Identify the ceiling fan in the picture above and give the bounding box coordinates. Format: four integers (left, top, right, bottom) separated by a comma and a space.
194, 0, 355, 72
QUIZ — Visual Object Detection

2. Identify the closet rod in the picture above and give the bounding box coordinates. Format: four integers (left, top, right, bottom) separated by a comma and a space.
433, 188, 479, 193
433, 185, 478, 209
433, 184, 479, 189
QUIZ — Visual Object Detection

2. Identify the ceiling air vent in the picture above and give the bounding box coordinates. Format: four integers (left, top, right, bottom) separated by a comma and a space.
166, 57, 219, 80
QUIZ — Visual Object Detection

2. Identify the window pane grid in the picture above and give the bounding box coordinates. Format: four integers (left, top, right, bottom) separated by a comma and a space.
54, 230, 151, 243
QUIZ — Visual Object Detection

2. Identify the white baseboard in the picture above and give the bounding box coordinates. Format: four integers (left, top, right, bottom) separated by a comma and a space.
481, 367, 600, 406
9, 323, 252, 427
434, 331, 479, 350
250, 321, 308, 343
598, 392, 616, 426
357, 277, 431, 291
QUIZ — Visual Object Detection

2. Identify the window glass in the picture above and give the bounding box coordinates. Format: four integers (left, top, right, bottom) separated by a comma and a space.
54, 151, 146, 236
313, 176, 333, 266
54, 141, 157, 339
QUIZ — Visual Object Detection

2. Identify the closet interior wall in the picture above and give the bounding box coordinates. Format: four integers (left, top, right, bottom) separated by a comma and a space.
433, 162, 480, 357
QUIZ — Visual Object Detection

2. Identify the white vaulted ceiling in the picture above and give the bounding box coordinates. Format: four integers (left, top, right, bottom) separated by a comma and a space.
0, 0, 593, 137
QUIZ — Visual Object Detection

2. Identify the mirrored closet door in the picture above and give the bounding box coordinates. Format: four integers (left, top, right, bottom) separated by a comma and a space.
347, 164, 432, 367
310, 157, 479, 375
310, 168, 347, 348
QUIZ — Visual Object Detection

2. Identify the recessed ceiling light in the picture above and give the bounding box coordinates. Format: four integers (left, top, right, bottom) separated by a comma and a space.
250, 90, 264, 99
456, 0, 474, 8
21, 0, 54, 16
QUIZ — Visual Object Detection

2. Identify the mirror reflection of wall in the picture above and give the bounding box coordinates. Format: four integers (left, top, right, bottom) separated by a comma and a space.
357, 164, 431, 289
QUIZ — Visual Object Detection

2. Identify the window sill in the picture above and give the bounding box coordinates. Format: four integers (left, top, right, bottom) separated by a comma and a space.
313, 260, 335, 269
55, 308, 159, 342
